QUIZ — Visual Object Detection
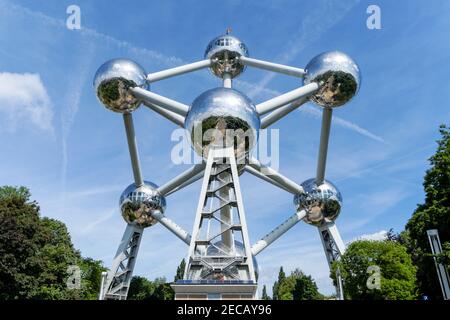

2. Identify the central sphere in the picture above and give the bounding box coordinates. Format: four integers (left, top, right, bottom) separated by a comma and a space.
184, 88, 260, 159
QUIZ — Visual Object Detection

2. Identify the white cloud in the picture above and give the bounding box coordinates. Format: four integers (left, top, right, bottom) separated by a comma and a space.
351, 230, 388, 243
0, 72, 53, 132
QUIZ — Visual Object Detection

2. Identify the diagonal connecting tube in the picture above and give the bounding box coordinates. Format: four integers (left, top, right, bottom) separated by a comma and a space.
244, 165, 292, 194
239, 56, 306, 78
260, 97, 309, 128
248, 158, 304, 195
142, 102, 185, 127
147, 59, 211, 83
130, 87, 189, 116
251, 210, 307, 256
256, 82, 319, 116
157, 163, 206, 196
150, 210, 191, 245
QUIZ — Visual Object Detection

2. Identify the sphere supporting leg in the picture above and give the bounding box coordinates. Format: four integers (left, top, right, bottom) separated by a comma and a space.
318, 222, 346, 300
99, 224, 144, 300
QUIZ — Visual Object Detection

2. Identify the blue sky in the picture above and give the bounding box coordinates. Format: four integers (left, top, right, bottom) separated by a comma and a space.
1, 0, 449, 296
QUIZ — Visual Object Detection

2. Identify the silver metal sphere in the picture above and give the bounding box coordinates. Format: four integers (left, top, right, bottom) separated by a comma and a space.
184, 87, 260, 160
93, 58, 148, 113
205, 34, 249, 78
303, 51, 360, 108
294, 178, 342, 226
119, 181, 166, 228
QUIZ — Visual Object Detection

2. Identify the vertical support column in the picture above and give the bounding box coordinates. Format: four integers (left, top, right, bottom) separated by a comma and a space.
99, 224, 144, 300
123, 113, 143, 187
223, 73, 232, 89
318, 222, 346, 300
427, 229, 450, 300
316, 107, 332, 185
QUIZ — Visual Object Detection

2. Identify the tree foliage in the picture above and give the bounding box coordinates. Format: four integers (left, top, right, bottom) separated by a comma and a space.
271, 266, 285, 300
261, 285, 270, 300
332, 240, 417, 300
276, 269, 322, 300
174, 259, 185, 282
0, 186, 105, 299
270, 268, 322, 300
403, 125, 450, 299
127, 276, 174, 300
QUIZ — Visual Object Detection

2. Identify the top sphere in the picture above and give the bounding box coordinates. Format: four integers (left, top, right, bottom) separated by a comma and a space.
93, 58, 148, 113
303, 51, 360, 108
184, 87, 260, 160
204, 34, 249, 78
294, 178, 342, 226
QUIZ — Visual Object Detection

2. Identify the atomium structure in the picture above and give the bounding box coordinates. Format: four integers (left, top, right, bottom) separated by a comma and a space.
95, 31, 361, 300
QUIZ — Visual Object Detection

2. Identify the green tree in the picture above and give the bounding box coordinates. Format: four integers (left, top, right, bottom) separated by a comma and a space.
404, 125, 450, 299
261, 285, 270, 300
332, 240, 417, 300
128, 276, 174, 300
0, 185, 42, 299
174, 259, 185, 282
79, 257, 106, 299
277, 269, 322, 300
292, 271, 322, 300
272, 266, 285, 300
127, 276, 157, 300
0, 186, 105, 299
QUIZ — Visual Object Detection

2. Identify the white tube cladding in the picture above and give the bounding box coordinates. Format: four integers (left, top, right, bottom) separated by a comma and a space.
157, 164, 205, 196
223, 73, 232, 88
251, 210, 307, 256
147, 59, 211, 83
142, 102, 185, 127
256, 82, 319, 116
130, 87, 189, 116
151, 210, 191, 245
239, 56, 306, 78
261, 97, 308, 129
244, 165, 291, 193
248, 158, 304, 195
316, 107, 333, 185
123, 113, 143, 187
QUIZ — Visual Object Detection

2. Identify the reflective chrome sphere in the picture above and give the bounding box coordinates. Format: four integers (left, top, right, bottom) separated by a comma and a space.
184, 88, 260, 160
304, 51, 360, 108
294, 178, 342, 226
205, 34, 249, 78
119, 181, 166, 228
94, 58, 148, 113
